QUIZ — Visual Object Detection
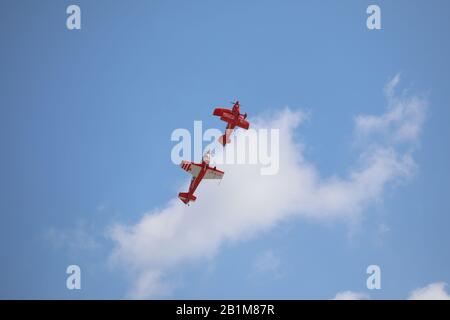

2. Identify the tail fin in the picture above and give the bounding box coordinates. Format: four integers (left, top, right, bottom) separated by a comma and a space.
178, 192, 197, 205
218, 134, 231, 146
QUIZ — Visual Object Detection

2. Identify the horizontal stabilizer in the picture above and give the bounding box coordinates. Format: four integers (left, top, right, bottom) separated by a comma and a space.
178, 192, 197, 205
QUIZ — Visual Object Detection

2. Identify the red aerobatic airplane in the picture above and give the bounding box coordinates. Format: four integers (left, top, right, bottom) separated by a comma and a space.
178, 151, 224, 205
213, 100, 250, 146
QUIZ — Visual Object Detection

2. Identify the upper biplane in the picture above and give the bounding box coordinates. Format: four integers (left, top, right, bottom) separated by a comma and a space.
213, 100, 250, 146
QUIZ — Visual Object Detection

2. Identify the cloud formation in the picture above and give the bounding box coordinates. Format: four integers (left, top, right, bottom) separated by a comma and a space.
333, 291, 369, 300
334, 282, 450, 300
355, 74, 427, 144
108, 75, 427, 298
409, 282, 450, 300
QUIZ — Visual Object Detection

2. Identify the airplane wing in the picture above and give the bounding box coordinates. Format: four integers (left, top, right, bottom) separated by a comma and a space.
213, 108, 231, 117
213, 108, 236, 123
180, 160, 202, 177
203, 166, 225, 180
237, 118, 250, 130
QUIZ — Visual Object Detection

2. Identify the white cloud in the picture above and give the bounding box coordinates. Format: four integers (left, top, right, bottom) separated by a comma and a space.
355, 74, 427, 144
409, 282, 450, 300
333, 282, 450, 300
108, 77, 427, 298
333, 291, 370, 300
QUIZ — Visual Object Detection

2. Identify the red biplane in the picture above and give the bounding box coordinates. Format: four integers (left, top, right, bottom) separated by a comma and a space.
178, 151, 224, 205
213, 101, 250, 146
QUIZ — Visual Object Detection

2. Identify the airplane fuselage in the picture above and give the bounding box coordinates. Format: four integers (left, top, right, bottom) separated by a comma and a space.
187, 161, 208, 199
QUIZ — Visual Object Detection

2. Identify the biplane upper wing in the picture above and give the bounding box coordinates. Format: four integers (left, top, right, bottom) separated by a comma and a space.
213, 108, 232, 117
213, 108, 236, 123
180, 160, 202, 177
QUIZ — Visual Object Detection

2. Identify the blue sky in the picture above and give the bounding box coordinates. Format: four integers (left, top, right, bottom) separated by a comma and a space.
1, 0, 450, 299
